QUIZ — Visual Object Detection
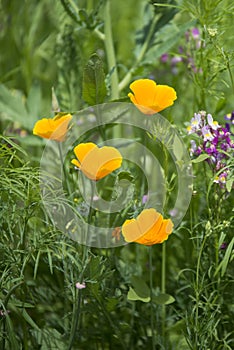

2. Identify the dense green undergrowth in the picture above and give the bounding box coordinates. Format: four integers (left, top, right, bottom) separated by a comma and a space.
0, 1, 234, 349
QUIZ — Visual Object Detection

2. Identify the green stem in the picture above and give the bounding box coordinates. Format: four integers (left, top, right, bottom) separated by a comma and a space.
86, 0, 93, 12
149, 246, 156, 350
118, 15, 158, 92
67, 247, 89, 350
58, 142, 72, 198
97, 296, 126, 349
226, 59, 234, 96
195, 233, 207, 347
161, 143, 168, 342
69, 0, 79, 12
161, 243, 166, 339
162, 144, 169, 213
94, 28, 105, 41
104, 0, 119, 100
86, 180, 94, 241
67, 179, 94, 349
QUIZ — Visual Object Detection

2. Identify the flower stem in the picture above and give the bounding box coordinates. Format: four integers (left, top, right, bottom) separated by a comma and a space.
161, 143, 168, 342
161, 243, 166, 339
68, 246, 90, 350
118, 15, 158, 92
58, 142, 72, 198
104, 0, 119, 100
86, 180, 94, 239
149, 246, 156, 349
67, 179, 94, 349
68, 287, 82, 350
195, 232, 207, 347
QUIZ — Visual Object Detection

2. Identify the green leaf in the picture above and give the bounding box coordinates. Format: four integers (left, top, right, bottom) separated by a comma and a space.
0, 84, 46, 130
153, 293, 175, 305
221, 237, 234, 276
82, 54, 107, 105
5, 312, 19, 349
60, 0, 81, 25
32, 328, 66, 349
0, 136, 28, 156
226, 179, 233, 193
79, 9, 89, 22
127, 287, 150, 303
215, 97, 226, 113
173, 136, 184, 161
215, 236, 234, 277
106, 297, 119, 312
131, 276, 150, 297
21, 308, 40, 330
26, 84, 42, 120
127, 276, 151, 302
117, 171, 134, 182
143, 20, 196, 63
13, 135, 45, 147
8, 301, 35, 308
192, 154, 210, 163
0, 84, 30, 128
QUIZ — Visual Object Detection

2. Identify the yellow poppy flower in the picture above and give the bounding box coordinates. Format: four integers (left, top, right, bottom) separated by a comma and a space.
128, 79, 177, 115
71, 142, 122, 181
122, 208, 173, 246
33, 114, 72, 142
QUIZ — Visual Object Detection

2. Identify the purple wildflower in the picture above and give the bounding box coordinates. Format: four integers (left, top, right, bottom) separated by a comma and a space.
187, 113, 202, 134
207, 114, 219, 130
169, 208, 179, 217
220, 242, 228, 250
161, 53, 169, 63
202, 125, 214, 141
142, 194, 149, 204
171, 56, 183, 64
187, 110, 234, 190
214, 172, 228, 187
191, 28, 200, 39
161, 27, 202, 75
224, 111, 234, 124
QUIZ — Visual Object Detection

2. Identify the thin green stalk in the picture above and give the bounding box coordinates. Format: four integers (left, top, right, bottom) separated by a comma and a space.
67, 180, 94, 349
62, 243, 69, 331
67, 247, 90, 350
162, 144, 169, 213
104, 0, 119, 100
140, 121, 148, 200
58, 142, 72, 197
94, 28, 105, 41
149, 246, 156, 350
68, 0, 79, 12
226, 60, 234, 96
194, 233, 208, 348
86, 0, 93, 12
118, 15, 158, 92
161, 242, 166, 339
161, 143, 169, 343
199, 29, 207, 109
212, 40, 234, 97
68, 290, 82, 350
95, 105, 107, 142
86, 180, 95, 241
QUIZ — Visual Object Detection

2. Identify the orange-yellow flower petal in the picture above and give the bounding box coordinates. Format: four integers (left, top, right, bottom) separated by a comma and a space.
72, 143, 97, 166
33, 114, 72, 141
71, 142, 122, 181
122, 208, 173, 246
128, 79, 177, 115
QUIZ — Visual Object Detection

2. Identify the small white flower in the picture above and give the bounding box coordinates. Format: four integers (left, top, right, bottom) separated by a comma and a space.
207, 114, 220, 130
76, 282, 86, 289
